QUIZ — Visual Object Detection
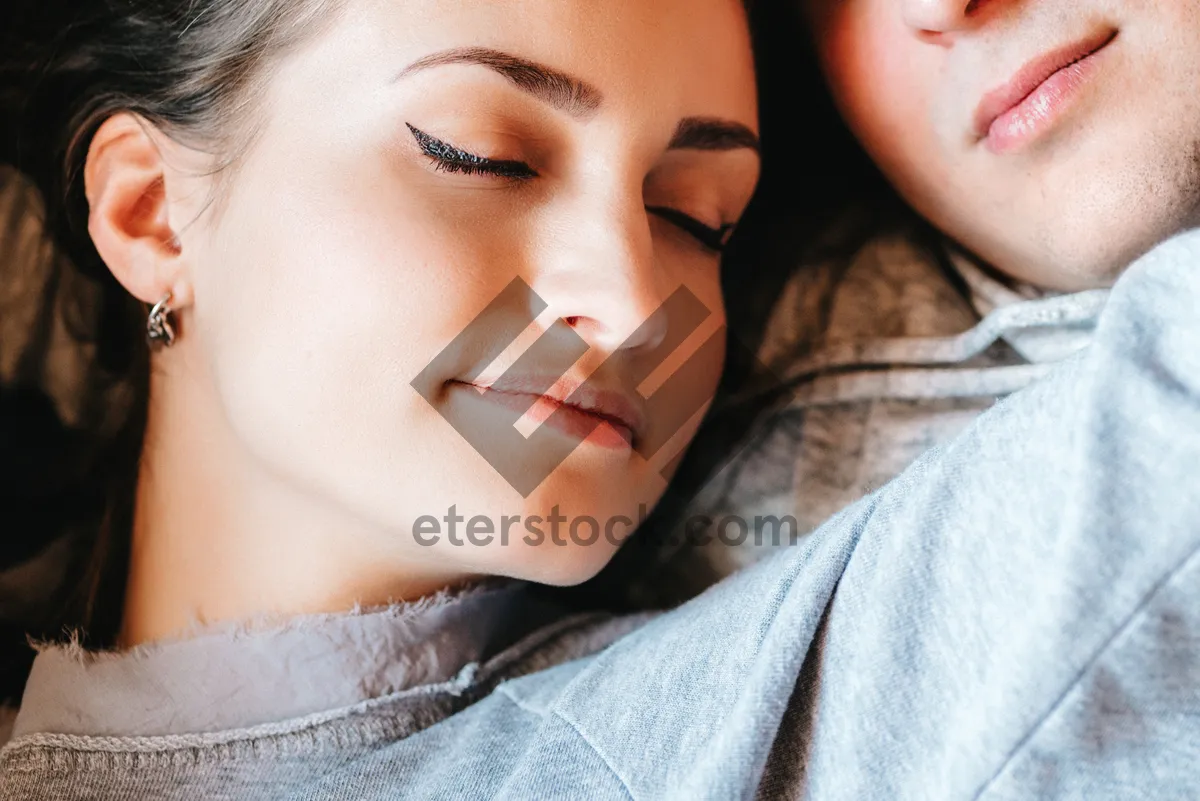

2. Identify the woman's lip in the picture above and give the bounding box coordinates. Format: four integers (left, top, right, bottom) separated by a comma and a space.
973, 28, 1118, 153
450, 379, 642, 451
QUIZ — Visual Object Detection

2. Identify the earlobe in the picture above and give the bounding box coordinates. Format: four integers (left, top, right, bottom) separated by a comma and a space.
84, 113, 193, 309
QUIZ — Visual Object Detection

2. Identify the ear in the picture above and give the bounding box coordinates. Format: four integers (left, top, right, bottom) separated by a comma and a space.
84, 113, 195, 310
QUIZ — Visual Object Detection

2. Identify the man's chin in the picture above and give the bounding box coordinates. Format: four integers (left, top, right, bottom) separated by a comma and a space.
957, 207, 1196, 292
1041, 220, 1196, 291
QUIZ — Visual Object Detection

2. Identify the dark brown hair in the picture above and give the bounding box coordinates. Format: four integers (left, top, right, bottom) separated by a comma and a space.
0, 0, 345, 705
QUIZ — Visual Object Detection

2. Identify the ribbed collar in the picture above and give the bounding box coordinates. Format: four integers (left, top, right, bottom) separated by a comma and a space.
945, 243, 1111, 365
10, 577, 561, 740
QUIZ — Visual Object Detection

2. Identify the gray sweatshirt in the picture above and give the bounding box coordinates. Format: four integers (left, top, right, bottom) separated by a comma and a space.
1, 228, 1198, 800
651, 229, 1108, 589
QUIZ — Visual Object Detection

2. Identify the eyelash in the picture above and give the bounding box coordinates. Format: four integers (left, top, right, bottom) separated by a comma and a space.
644, 206, 734, 254
406, 123, 734, 254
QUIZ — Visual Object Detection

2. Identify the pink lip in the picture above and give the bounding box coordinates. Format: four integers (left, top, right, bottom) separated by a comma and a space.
454, 374, 646, 451
974, 28, 1117, 154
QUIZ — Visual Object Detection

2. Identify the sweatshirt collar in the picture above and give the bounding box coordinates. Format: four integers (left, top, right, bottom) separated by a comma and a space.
944, 243, 1110, 365
11, 577, 560, 740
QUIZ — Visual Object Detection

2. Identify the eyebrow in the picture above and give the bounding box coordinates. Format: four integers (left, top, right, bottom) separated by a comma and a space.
669, 117, 761, 156
394, 46, 761, 156
394, 46, 603, 118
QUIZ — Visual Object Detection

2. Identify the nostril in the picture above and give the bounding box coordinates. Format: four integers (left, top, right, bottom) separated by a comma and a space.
565, 316, 582, 328
904, 0, 982, 36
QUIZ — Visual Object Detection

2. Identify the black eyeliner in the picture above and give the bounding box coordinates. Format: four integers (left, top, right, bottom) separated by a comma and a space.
406, 123, 537, 179
646, 205, 733, 253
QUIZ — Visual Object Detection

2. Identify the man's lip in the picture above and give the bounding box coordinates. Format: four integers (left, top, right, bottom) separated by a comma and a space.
455, 374, 647, 442
972, 28, 1118, 141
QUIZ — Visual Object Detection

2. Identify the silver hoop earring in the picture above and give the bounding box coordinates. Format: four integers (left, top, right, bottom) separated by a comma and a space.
147, 293, 177, 349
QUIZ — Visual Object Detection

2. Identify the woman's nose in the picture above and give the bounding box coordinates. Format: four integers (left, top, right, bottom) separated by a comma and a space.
529, 196, 674, 356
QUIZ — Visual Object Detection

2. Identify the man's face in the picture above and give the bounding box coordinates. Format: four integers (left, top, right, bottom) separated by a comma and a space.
803, 0, 1200, 290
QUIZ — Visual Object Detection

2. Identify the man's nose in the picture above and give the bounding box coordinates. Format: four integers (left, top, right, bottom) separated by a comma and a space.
902, 0, 983, 35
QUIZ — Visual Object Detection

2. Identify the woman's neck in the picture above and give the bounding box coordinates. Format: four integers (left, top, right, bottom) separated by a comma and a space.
116, 348, 471, 649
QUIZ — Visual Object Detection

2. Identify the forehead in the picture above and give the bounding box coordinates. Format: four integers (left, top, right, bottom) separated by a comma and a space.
297, 0, 758, 131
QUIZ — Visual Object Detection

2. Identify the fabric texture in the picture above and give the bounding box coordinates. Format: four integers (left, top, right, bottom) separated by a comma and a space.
8, 577, 568, 740
652, 227, 1108, 594
1, 228, 1197, 800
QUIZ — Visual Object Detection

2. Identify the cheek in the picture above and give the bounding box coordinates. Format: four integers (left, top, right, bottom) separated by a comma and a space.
648, 292, 725, 468
817, 6, 942, 196
191, 156, 514, 516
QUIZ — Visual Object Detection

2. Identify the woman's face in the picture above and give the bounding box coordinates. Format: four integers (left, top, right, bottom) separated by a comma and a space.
166, 0, 759, 586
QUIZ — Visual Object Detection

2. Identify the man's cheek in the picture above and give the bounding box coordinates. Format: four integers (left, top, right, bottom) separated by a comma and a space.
820, 21, 910, 142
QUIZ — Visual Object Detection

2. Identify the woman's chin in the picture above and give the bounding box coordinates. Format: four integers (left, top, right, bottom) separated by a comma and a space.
482, 536, 625, 588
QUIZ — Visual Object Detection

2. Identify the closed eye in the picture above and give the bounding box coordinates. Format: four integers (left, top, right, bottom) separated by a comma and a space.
646, 206, 734, 254
407, 123, 732, 252
406, 123, 538, 180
